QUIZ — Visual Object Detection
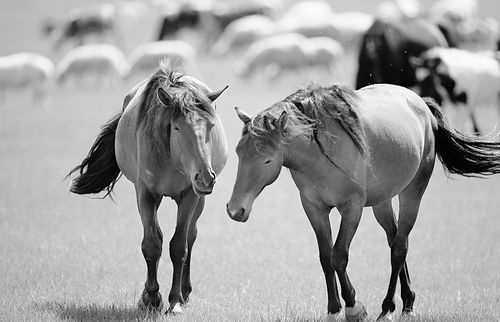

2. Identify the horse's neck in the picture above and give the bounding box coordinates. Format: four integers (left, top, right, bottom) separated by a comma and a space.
282, 135, 320, 172
283, 132, 367, 187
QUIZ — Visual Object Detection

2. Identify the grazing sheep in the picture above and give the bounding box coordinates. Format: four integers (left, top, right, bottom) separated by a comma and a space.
237, 33, 344, 81
275, 10, 372, 53
56, 44, 128, 87
0, 52, 54, 106
127, 40, 200, 79
211, 14, 275, 57
302, 37, 344, 74
236, 33, 308, 80
43, 5, 118, 52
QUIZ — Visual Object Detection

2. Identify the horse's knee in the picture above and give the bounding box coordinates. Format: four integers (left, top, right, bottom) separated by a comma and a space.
390, 238, 408, 265
169, 234, 188, 263
331, 247, 348, 272
142, 237, 162, 261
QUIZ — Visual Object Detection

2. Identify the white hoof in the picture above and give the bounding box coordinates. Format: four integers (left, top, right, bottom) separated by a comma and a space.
345, 301, 368, 322
167, 303, 183, 315
400, 311, 416, 319
325, 312, 343, 322
376, 312, 393, 321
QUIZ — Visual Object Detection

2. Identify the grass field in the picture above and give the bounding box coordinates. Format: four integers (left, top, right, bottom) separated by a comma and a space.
1, 1, 500, 321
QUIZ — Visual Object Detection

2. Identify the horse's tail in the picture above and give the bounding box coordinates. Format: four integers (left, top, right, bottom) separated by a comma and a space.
67, 113, 122, 197
425, 97, 500, 176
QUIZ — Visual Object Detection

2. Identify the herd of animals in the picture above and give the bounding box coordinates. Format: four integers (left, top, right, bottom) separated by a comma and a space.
2, 0, 500, 134
6, 0, 500, 321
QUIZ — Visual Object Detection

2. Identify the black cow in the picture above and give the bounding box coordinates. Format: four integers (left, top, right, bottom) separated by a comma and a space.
355, 17, 450, 89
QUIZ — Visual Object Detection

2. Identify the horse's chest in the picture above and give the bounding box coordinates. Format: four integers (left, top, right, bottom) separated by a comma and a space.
140, 166, 190, 196
291, 171, 354, 208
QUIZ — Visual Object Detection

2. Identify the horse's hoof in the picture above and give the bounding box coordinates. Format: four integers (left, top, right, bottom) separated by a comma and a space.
400, 310, 416, 319
137, 292, 163, 312
376, 312, 393, 321
167, 303, 183, 315
325, 312, 343, 322
345, 301, 368, 322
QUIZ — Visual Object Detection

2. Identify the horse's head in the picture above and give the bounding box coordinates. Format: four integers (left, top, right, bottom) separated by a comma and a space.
226, 107, 288, 222
157, 82, 228, 196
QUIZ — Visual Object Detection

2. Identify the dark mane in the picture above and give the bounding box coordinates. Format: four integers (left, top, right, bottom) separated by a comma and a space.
136, 62, 215, 162
246, 83, 369, 159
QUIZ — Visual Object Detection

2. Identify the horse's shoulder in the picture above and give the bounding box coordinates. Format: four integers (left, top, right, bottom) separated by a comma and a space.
122, 78, 149, 112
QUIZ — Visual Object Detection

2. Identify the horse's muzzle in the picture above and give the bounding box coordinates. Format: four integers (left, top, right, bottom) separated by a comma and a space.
193, 171, 216, 196
226, 204, 248, 222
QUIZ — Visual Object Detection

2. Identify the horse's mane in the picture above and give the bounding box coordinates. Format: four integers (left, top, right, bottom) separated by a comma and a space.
246, 83, 369, 159
136, 61, 215, 161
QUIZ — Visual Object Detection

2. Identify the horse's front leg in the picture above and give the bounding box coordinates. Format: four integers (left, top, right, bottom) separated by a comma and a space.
300, 195, 342, 320
333, 199, 367, 322
181, 196, 205, 304
167, 188, 200, 314
136, 185, 164, 312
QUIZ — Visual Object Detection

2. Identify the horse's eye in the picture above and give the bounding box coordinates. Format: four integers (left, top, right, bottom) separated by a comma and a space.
174, 126, 180, 131
264, 160, 272, 164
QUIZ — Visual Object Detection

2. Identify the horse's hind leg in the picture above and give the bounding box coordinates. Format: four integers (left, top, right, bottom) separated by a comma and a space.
373, 201, 415, 319
378, 161, 434, 321
181, 196, 205, 304
332, 198, 367, 321
136, 186, 164, 312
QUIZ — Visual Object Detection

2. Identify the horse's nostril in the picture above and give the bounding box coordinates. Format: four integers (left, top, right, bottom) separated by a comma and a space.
226, 204, 245, 220
195, 171, 216, 187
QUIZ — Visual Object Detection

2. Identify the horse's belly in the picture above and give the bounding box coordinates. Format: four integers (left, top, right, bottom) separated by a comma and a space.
363, 113, 426, 204
364, 134, 423, 206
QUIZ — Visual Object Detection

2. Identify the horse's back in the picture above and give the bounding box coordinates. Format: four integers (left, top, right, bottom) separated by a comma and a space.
356, 84, 434, 205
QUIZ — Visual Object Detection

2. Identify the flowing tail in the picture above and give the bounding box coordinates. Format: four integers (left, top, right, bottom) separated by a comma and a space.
424, 97, 500, 176
67, 113, 122, 197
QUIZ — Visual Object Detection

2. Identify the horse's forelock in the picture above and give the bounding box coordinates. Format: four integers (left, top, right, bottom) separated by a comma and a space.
243, 103, 314, 153
136, 64, 216, 162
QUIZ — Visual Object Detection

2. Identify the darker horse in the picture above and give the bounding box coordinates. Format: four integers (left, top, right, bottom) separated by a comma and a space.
67, 63, 228, 314
355, 18, 449, 90
227, 83, 500, 321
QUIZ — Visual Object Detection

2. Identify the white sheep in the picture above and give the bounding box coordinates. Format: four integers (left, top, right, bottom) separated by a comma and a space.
56, 44, 128, 87
211, 14, 275, 57
302, 37, 345, 74
236, 33, 308, 80
127, 40, 201, 80
275, 10, 372, 52
0, 52, 54, 106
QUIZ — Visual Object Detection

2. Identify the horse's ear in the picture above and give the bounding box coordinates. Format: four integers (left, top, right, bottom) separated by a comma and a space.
235, 106, 251, 124
276, 111, 288, 131
157, 87, 172, 106
263, 115, 273, 131
207, 85, 229, 102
